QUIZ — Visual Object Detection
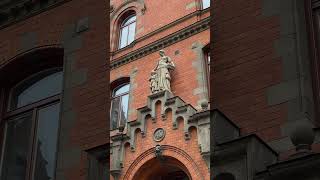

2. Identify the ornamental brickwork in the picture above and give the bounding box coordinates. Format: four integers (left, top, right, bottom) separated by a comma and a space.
109, 0, 210, 179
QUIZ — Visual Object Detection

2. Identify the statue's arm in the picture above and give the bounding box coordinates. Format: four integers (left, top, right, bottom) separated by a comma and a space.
165, 57, 175, 68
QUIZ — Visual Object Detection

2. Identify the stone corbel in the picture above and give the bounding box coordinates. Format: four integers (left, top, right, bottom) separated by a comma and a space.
110, 141, 124, 179
188, 110, 210, 166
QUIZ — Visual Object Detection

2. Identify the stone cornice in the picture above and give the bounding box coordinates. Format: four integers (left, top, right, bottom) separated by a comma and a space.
0, 0, 71, 30
110, 8, 210, 55
110, 17, 210, 69
189, 110, 210, 123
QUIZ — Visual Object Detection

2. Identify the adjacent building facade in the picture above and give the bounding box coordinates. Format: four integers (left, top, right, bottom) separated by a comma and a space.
0, 1, 108, 180
109, 0, 210, 179
3, 0, 320, 180
211, 0, 320, 179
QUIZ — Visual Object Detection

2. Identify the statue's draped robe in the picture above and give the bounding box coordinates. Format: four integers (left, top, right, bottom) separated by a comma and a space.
150, 74, 158, 93
155, 57, 175, 92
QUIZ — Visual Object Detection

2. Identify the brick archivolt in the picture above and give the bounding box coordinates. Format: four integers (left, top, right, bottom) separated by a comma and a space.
123, 145, 205, 180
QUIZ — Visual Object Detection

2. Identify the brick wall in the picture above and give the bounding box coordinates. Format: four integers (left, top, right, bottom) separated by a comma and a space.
0, 0, 108, 179
211, 0, 317, 159
110, 0, 210, 179
212, 0, 283, 138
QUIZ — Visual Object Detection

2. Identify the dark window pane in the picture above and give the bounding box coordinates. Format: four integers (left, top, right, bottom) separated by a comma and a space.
120, 94, 129, 125
103, 162, 109, 180
114, 84, 130, 96
33, 103, 60, 180
12, 70, 63, 109
1, 113, 33, 180
99, 162, 108, 180
86, 147, 108, 180
123, 16, 136, 26
111, 97, 120, 129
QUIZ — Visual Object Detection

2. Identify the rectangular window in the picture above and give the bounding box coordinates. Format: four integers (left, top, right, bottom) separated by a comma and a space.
86, 144, 108, 180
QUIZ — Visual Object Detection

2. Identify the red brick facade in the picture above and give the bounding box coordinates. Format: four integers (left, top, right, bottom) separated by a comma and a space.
110, 0, 210, 179
2, 0, 319, 179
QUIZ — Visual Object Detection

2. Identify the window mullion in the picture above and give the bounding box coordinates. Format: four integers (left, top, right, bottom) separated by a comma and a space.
119, 27, 123, 48
4, 94, 60, 119
118, 96, 123, 128
26, 108, 38, 180
126, 25, 130, 46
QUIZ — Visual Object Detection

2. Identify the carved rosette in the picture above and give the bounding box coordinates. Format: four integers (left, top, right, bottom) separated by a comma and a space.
153, 128, 165, 142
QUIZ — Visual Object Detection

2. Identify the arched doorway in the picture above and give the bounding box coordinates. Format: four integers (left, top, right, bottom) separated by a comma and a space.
133, 156, 191, 180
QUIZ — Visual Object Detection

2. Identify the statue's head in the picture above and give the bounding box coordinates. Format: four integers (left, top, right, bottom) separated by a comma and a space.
159, 50, 165, 57
155, 144, 161, 151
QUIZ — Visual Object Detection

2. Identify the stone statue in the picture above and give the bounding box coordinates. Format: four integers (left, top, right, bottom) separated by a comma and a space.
150, 50, 175, 94
149, 70, 158, 93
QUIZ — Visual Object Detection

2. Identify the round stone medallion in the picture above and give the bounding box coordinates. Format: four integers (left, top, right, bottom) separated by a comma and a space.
153, 128, 165, 142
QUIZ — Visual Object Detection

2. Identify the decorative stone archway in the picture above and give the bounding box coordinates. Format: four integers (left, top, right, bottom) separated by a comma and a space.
123, 145, 205, 180
110, 90, 210, 179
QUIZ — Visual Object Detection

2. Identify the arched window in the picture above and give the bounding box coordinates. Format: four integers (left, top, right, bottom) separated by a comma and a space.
202, 0, 210, 9
111, 83, 130, 130
118, 13, 136, 49
1, 68, 63, 180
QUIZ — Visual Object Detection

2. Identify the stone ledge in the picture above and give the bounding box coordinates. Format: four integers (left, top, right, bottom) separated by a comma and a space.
0, 0, 71, 30
110, 17, 210, 69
